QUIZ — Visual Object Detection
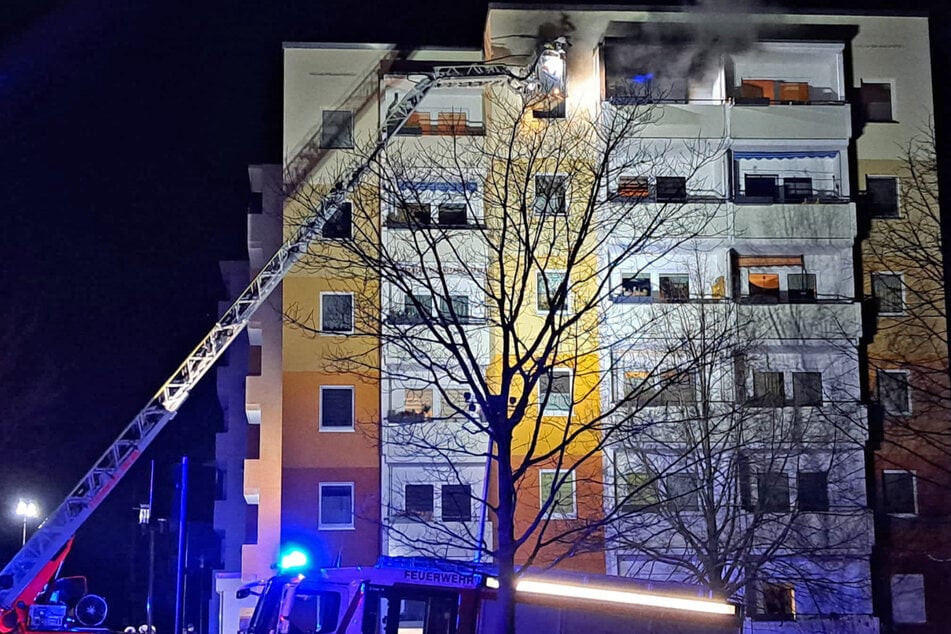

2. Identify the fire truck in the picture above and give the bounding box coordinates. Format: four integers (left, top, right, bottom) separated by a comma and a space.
238, 557, 740, 634
0, 42, 568, 634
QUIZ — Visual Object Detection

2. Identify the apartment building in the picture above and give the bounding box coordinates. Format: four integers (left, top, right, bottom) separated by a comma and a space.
219, 5, 943, 632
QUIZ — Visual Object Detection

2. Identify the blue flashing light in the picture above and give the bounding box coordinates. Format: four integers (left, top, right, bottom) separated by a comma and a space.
279, 549, 309, 571
632, 73, 654, 84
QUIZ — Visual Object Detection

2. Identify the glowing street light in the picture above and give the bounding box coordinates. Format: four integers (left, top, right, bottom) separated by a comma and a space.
15, 499, 39, 546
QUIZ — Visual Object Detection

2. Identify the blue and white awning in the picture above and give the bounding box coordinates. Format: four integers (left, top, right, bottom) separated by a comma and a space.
397, 179, 478, 193
733, 150, 839, 160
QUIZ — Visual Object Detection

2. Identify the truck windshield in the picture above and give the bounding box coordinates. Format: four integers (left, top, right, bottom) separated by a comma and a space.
244, 576, 292, 634
285, 589, 341, 634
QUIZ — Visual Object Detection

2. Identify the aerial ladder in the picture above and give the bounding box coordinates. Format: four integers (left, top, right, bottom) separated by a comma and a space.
0, 41, 567, 631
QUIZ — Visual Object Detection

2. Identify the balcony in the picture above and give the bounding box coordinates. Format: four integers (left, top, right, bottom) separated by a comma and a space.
384, 416, 489, 461
738, 301, 861, 340
385, 520, 492, 559
734, 201, 856, 240
730, 102, 850, 140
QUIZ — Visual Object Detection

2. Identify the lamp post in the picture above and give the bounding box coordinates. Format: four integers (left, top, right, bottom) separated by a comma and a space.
15, 499, 39, 546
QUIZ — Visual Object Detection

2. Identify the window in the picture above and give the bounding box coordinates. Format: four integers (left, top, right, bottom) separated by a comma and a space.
745, 174, 778, 199
320, 386, 354, 430
883, 470, 917, 515
655, 176, 687, 202
797, 471, 829, 512
248, 345, 262, 376
437, 203, 468, 226
248, 191, 263, 215
285, 588, 341, 634
792, 372, 822, 406
534, 175, 567, 215
619, 472, 658, 512
659, 275, 689, 301
319, 483, 354, 529
873, 273, 904, 315
539, 369, 571, 415
533, 100, 566, 119
665, 474, 699, 511
748, 274, 780, 303
655, 371, 697, 405
787, 273, 816, 302
320, 110, 353, 149
878, 370, 911, 414
404, 484, 434, 520
403, 389, 433, 419
617, 175, 650, 199
399, 203, 432, 227
867, 176, 899, 218
751, 371, 785, 407
757, 472, 790, 512
782, 177, 812, 202
891, 574, 927, 624
441, 485, 471, 521
320, 293, 353, 333
540, 471, 576, 518
437, 295, 470, 322
537, 271, 568, 312
322, 202, 352, 239
754, 582, 795, 620
621, 274, 652, 299
401, 294, 433, 325
860, 81, 893, 122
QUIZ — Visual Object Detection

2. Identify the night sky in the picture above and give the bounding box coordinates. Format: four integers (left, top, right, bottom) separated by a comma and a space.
0, 0, 946, 629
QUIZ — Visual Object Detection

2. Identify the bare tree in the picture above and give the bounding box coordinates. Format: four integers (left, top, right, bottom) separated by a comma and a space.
286, 85, 728, 632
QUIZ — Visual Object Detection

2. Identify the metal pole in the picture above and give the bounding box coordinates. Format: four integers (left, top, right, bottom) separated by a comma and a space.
20, 519, 26, 547
475, 436, 493, 563
174, 457, 188, 634
146, 460, 155, 634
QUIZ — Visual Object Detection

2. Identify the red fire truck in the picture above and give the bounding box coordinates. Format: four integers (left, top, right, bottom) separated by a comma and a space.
238, 557, 740, 634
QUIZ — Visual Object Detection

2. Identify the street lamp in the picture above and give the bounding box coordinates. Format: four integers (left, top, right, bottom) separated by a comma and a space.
15, 499, 39, 546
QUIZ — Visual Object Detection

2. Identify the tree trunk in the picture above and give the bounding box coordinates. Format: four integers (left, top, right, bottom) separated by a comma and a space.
495, 434, 517, 634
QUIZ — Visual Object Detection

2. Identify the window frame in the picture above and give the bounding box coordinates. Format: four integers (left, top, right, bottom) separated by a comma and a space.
791, 372, 823, 407
402, 483, 435, 521
872, 272, 905, 316
866, 175, 900, 219
533, 174, 568, 216
539, 368, 572, 416
796, 470, 829, 512
537, 270, 569, 314
319, 385, 355, 432
756, 471, 791, 513
750, 371, 786, 407
321, 201, 353, 239
753, 581, 796, 621
859, 79, 896, 123
878, 369, 912, 415
882, 469, 918, 516
440, 484, 472, 522
540, 470, 577, 519
319, 482, 355, 530
319, 292, 355, 334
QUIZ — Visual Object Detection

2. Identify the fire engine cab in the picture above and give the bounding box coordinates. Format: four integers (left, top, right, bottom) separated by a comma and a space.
239, 557, 740, 634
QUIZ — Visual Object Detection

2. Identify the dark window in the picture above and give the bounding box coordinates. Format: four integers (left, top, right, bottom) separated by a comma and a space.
320, 387, 354, 429
533, 101, 566, 119
400, 294, 432, 324
659, 275, 689, 301
437, 295, 469, 322
404, 484, 434, 519
748, 274, 780, 303
534, 175, 567, 215
215, 468, 226, 501
883, 471, 916, 515
738, 453, 754, 511
286, 589, 341, 634
860, 82, 893, 122
751, 371, 785, 407
249, 191, 263, 215
248, 345, 262, 376
321, 294, 353, 333
320, 110, 354, 149
783, 177, 812, 202
755, 582, 795, 620
437, 203, 468, 226
787, 273, 816, 303
397, 203, 432, 227
873, 273, 904, 315
797, 471, 829, 512
441, 485, 471, 521
867, 176, 899, 218
878, 371, 911, 414
320, 484, 353, 527
792, 372, 822, 406
757, 472, 790, 512
666, 474, 699, 511
745, 175, 778, 200
322, 202, 352, 239
656, 176, 687, 202
655, 372, 697, 405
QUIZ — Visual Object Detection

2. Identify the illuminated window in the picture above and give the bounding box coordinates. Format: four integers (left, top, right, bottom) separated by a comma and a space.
319, 110, 353, 149
617, 176, 650, 199
404, 389, 433, 418
534, 175, 567, 215
621, 273, 652, 299
540, 470, 576, 518
539, 369, 572, 415
320, 293, 353, 333
319, 483, 354, 529
320, 386, 354, 430
749, 273, 780, 302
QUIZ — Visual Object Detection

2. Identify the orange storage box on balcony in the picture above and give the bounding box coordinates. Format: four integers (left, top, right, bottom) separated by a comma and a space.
740, 79, 775, 101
